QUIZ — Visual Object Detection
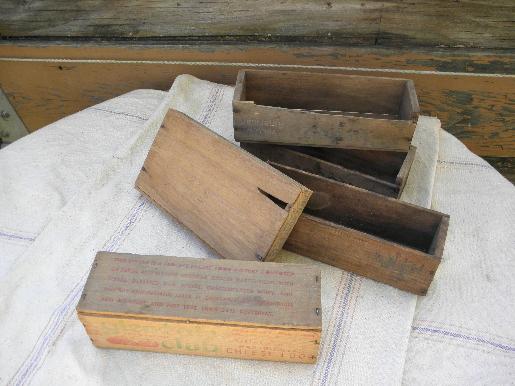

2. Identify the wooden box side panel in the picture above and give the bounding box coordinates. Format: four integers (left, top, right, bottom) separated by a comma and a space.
286, 215, 440, 295
136, 110, 311, 261
241, 70, 408, 116
293, 146, 406, 181
79, 313, 321, 364
241, 142, 399, 197
234, 102, 415, 152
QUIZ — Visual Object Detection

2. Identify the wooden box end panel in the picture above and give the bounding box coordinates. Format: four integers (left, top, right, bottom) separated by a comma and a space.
273, 163, 449, 295
136, 109, 311, 262
240, 142, 418, 198
233, 69, 417, 152
396, 145, 417, 196
78, 313, 321, 363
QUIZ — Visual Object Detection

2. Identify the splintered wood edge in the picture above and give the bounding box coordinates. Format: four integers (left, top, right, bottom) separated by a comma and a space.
264, 186, 312, 261
76, 310, 322, 331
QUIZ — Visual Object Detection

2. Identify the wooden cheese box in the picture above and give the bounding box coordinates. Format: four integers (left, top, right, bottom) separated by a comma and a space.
77, 252, 322, 363
241, 142, 417, 198
270, 164, 449, 295
233, 69, 420, 152
136, 109, 312, 262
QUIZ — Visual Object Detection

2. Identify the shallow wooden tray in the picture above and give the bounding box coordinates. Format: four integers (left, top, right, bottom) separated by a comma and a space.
233, 69, 419, 152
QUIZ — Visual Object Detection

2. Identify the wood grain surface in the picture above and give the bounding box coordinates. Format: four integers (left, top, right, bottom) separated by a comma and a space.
78, 252, 322, 329
2, 1, 513, 49
77, 252, 322, 363
241, 142, 406, 197
271, 163, 449, 295
0, 42, 512, 158
136, 110, 311, 262
233, 70, 417, 151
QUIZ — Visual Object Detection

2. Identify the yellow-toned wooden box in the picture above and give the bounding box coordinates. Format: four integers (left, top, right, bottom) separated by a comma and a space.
77, 252, 322, 363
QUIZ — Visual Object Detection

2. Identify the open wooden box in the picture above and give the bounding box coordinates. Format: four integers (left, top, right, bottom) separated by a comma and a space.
270, 163, 449, 295
241, 142, 417, 198
233, 69, 420, 152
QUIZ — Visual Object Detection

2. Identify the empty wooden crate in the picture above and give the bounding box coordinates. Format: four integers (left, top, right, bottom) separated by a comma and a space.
271, 164, 449, 295
241, 142, 416, 198
233, 70, 420, 152
77, 252, 322, 363
136, 109, 312, 262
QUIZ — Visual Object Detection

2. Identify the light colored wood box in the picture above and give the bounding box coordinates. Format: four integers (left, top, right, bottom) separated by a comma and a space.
233, 69, 420, 152
271, 164, 449, 295
241, 142, 417, 198
77, 252, 322, 363
136, 109, 311, 262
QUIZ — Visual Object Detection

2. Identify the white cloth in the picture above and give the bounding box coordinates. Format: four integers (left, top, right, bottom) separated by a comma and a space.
0, 75, 513, 385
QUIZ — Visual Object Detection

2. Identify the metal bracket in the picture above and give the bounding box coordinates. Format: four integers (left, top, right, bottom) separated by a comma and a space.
0, 88, 29, 147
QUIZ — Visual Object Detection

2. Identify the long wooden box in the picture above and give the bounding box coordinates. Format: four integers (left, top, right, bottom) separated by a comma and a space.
136, 109, 311, 262
241, 142, 416, 198
271, 164, 449, 295
77, 252, 322, 363
233, 69, 419, 152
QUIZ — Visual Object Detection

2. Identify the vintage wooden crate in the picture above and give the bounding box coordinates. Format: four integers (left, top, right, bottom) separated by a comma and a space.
77, 252, 322, 363
271, 163, 449, 295
241, 142, 416, 198
136, 109, 312, 262
233, 69, 420, 152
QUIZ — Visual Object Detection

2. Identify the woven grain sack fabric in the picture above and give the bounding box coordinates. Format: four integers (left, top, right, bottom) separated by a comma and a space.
0, 75, 513, 385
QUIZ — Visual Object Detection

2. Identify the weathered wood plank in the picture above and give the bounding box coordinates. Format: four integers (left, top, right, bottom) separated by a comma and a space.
1, 1, 514, 49
0, 42, 513, 157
